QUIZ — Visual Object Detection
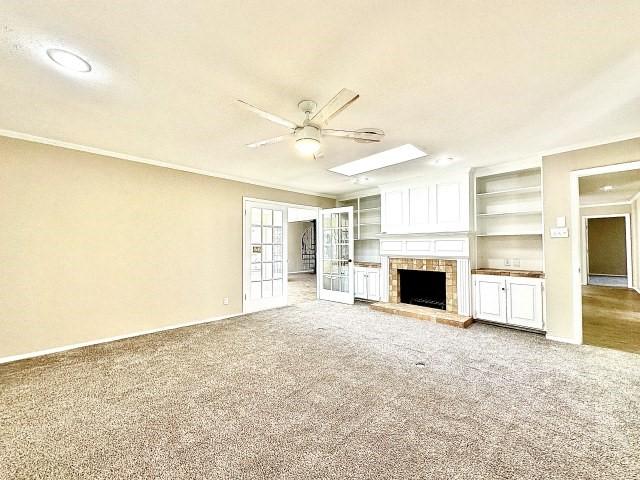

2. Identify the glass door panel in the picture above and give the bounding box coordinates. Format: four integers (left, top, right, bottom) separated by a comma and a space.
319, 206, 354, 303
244, 201, 288, 312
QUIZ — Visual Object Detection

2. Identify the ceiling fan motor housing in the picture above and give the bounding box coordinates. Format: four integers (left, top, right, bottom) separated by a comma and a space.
296, 125, 321, 142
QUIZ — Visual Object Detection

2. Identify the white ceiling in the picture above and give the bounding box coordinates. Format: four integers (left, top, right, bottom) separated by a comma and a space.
579, 169, 640, 206
2, 1, 640, 196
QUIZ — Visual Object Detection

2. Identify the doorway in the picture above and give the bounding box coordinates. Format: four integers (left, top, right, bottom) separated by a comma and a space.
573, 167, 640, 353
583, 215, 631, 287
287, 207, 317, 305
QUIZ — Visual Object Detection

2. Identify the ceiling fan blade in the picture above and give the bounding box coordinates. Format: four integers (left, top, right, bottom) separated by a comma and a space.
237, 99, 298, 129
246, 133, 292, 148
310, 88, 359, 125
322, 128, 384, 143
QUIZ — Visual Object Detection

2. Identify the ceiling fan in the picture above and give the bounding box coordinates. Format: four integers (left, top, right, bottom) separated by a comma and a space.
237, 88, 384, 158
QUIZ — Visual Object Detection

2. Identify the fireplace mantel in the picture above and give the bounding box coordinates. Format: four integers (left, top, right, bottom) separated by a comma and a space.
379, 233, 470, 258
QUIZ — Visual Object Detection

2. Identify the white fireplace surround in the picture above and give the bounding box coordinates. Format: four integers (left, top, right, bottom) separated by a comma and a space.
378, 233, 471, 316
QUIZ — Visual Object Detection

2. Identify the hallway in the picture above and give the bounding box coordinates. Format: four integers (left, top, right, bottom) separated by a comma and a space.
582, 285, 640, 354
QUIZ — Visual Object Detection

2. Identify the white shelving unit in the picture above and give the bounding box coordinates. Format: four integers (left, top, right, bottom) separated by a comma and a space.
338, 194, 381, 263
474, 167, 544, 271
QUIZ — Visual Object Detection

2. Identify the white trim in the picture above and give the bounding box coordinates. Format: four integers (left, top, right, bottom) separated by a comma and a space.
0, 129, 336, 200
288, 270, 315, 274
570, 160, 640, 345
545, 334, 582, 345
0, 312, 243, 365
538, 133, 640, 159
631, 190, 640, 204
634, 286, 640, 295
580, 201, 631, 208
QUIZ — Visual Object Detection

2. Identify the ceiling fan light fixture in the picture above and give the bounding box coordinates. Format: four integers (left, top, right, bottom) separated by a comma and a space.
295, 125, 321, 155
296, 137, 321, 155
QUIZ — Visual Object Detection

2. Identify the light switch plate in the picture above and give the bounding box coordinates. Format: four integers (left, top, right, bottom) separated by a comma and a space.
504, 258, 511, 266
550, 227, 569, 238
512, 258, 521, 267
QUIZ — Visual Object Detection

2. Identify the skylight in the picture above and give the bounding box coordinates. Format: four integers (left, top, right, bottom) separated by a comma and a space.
329, 144, 427, 176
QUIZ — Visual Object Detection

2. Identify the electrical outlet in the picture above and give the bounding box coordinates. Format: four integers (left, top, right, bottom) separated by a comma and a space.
504, 258, 511, 267
223, 297, 229, 305
512, 258, 520, 267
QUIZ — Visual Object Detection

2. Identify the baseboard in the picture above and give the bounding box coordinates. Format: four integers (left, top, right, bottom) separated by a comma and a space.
546, 334, 582, 345
0, 312, 243, 365
288, 270, 315, 274
634, 286, 640, 295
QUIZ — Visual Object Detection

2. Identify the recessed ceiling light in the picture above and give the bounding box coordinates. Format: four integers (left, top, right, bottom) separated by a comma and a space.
351, 177, 370, 185
431, 156, 456, 166
600, 185, 614, 192
329, 144, 427, 176
46, 48, 92, 73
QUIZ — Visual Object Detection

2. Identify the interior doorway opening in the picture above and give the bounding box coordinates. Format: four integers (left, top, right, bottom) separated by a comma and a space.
287, 207, 317, 305
574, 167, 640, 353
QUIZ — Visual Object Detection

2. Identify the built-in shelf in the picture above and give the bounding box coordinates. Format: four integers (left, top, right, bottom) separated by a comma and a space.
338, 193, 382, 262
476, 186, 541, 197
477, 210, 542, 217
476, 232, 543, 237
475, 166, 544, 271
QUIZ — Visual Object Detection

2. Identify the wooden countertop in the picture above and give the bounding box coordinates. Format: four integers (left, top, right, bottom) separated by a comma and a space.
471, 268, 544, 278
355, 261, 381, 268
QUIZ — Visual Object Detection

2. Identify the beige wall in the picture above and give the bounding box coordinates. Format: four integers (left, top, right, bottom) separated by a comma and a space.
586, 217, 627, 275
287, 221, 314, 273
543, 137, 640, 340
0, 136, 334, 358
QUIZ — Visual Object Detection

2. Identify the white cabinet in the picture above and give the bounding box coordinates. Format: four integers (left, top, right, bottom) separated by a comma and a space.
381, 189, 406, 233
381, 176, 469, 234
367, 269, 380, 300
473, 274, 506, 323
473, 274, 544, 330
355, 266, 381, 301
505, 277, 543, 329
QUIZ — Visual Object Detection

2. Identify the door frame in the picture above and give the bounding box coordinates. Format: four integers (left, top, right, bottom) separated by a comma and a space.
569, 160, 640, 344
581, 214, 632, 288
242, 197, 320, 314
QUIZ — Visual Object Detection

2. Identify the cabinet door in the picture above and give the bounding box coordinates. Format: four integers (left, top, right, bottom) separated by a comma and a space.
381, 189, 406, 233
366, 269, 380, 301
506, 278, 543, 329
354, 267, 367, 299
473, 275, 506, 323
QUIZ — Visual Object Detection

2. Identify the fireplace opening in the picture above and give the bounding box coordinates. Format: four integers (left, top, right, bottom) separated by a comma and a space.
398, 269, 446, 310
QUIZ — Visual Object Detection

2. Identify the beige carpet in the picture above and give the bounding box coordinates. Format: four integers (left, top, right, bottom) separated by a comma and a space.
287, 272, 316, 305
1, 301, 639, 479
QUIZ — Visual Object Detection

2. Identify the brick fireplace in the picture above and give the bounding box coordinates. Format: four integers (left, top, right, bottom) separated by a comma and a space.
388, 258, 458, 313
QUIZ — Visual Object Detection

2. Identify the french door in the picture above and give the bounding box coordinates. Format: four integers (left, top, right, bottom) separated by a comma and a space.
318, 206, 355, 304
243, 200, 288, 313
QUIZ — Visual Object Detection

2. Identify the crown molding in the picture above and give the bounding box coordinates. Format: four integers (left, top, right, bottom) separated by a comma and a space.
0, 129, 336, 199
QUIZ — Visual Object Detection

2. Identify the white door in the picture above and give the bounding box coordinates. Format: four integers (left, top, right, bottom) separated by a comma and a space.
319, 207, 355, 304
473, 274, 506, 323
367, 269, 380, 301
243, 200, 287, 313
354, 267, 367, 299
506, 277, 543, 329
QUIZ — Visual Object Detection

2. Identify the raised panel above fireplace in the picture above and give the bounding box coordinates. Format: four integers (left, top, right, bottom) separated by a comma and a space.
380, 171, 470, 234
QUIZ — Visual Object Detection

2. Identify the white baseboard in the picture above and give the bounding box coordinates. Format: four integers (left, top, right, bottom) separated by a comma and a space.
288, 270, 315, 274
0, 312, 243, 365
634, 286, 640, 295
546, 334, 582, 345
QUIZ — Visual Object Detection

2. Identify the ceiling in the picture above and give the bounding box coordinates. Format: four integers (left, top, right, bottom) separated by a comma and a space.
2, 1, 640, 197
579, 169, 640, 206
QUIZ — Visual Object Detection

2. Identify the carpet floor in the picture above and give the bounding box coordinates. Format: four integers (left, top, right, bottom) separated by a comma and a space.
1, 301, 639, 479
